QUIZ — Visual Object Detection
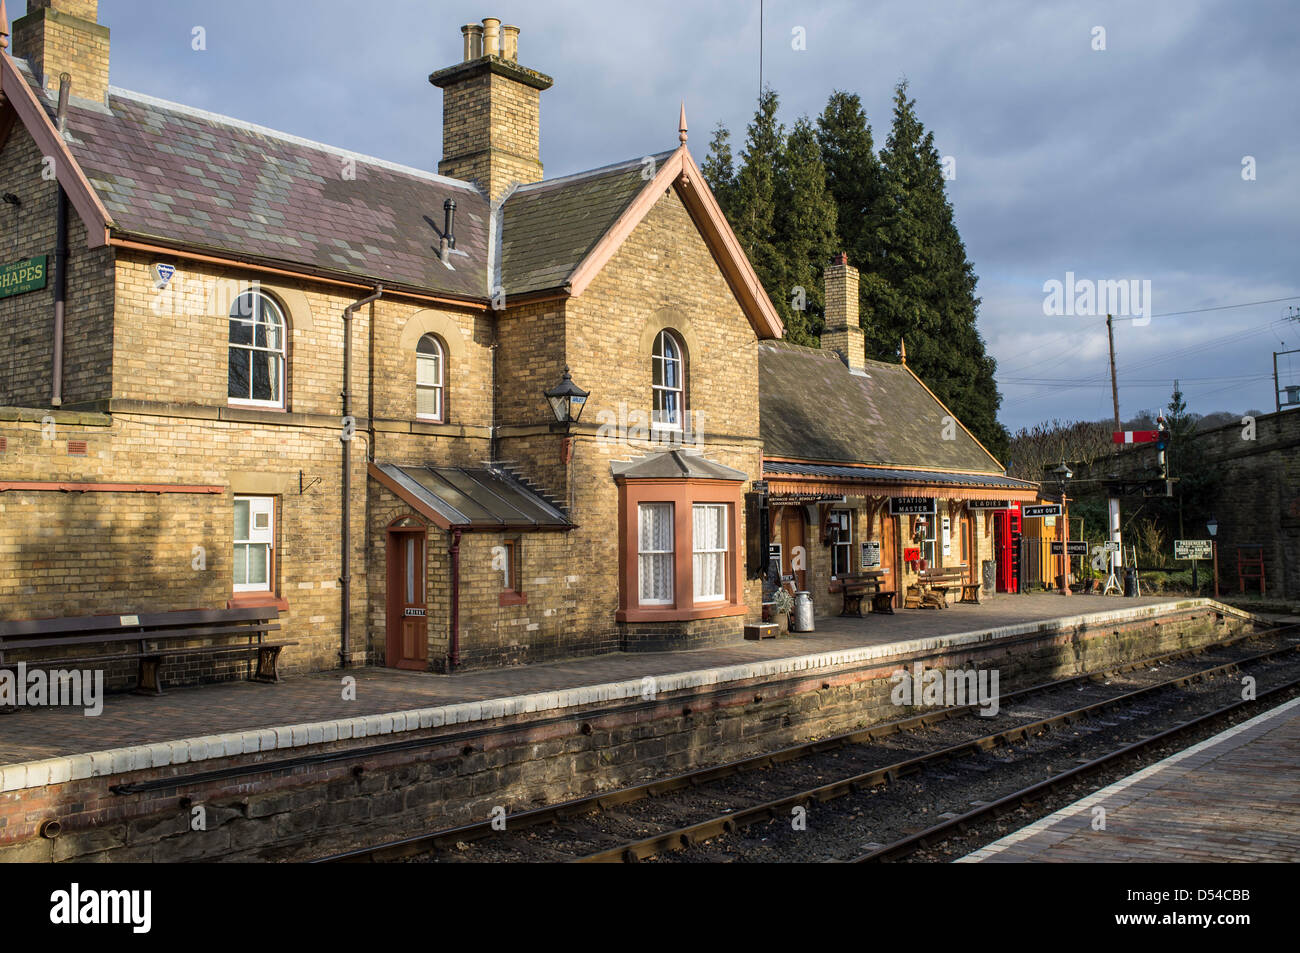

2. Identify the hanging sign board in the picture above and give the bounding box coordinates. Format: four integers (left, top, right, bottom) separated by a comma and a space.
890, 497, 936, 516
1023, 504, 1063, 518
1175, 540, 1213, 561
967, 500, 1013, 510
860, 541, 881, 570
1051, 541, 1089, 556
0, 256, 48, 299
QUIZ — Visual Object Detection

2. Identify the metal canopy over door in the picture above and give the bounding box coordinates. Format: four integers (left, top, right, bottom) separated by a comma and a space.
387, 528, 428, 670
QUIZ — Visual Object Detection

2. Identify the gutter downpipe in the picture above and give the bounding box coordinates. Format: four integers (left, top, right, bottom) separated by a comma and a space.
51, 73, 72, 408
340, 285, 384, 668
449, 528, 463, 671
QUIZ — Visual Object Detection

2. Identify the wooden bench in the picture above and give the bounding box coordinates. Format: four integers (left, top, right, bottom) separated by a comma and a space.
829, 571, 895, 616
960, 583, 983, 605
0, 607, 295, 697
913, 569, 966, 609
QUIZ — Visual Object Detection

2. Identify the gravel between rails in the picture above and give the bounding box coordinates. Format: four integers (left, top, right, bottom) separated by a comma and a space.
413, 632, 1300, 864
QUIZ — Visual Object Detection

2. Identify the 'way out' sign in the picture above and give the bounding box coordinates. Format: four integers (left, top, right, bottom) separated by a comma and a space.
0, 256, 48, 299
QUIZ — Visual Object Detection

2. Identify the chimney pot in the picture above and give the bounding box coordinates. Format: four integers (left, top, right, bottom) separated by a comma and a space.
482, 17, 501, 57
501, 25, 519, 61
461, 23, 484, 61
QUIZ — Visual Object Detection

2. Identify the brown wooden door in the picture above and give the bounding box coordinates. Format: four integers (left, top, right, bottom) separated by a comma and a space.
780, 507, 807, 590
387, 529, 428, 670
880, 514, 898, 608
962, 516, 976, 584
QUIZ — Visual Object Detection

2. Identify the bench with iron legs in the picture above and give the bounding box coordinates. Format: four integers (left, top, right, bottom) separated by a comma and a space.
829, 571, 895, 617
911, 569, 967, 609
0, 607, 294, 697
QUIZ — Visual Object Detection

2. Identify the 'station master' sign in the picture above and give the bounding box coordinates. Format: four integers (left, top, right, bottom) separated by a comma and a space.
0, 256, 49, 299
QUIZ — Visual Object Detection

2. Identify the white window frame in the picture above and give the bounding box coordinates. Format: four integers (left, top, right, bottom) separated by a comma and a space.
915, 515, 936, 565
651, 330, 685, 432
228, 290, 287, 409
416, 334, 445, 422
692, 504, 729, 603
830, 510, 853, 578
234, 496, 276, 593
637, 502, 675, 606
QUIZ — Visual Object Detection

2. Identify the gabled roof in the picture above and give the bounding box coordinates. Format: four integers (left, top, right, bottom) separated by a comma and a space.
4, 57, 490, 300
760, 341, 1007, 474
371, 463, 572, 531
611, 450, 748, 481
501, 146, 785, 339
502, 152, 673, 296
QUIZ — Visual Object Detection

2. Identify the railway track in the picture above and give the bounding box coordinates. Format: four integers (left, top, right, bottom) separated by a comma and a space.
315, 624, 1300, 864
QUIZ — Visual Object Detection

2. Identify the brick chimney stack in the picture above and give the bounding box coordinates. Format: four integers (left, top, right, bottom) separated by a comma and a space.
430, 17, 553, 202
13, 0, 110, 104
822, 253, 865, 372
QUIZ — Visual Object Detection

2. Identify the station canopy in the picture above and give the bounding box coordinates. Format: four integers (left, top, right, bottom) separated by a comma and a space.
371, 463, 572, 531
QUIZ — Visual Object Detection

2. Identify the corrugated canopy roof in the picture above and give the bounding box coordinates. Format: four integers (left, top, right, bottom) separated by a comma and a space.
374, 464, 571, 530
765, 461, 1037, 491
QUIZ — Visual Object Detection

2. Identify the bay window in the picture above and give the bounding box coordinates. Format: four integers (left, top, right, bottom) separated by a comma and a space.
692, 504, 728, 602
638, 503, 675, 604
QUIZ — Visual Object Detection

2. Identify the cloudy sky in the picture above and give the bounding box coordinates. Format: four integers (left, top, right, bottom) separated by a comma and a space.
36, 1, 1300, 431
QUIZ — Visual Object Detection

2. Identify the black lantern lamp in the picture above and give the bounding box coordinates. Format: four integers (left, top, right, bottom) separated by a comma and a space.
546, 366, 589, 430
1207, 516, 1218, 537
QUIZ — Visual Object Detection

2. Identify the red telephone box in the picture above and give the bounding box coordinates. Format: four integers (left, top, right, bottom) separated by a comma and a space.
995, 504, 1022, 593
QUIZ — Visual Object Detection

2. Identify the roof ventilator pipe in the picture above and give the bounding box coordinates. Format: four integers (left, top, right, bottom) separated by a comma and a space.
51, 73, 72, 409
439, 199, 457, 263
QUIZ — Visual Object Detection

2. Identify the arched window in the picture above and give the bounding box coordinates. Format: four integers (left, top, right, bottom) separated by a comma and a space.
228, 290, 286, 408
417, 334, 445, 421
652, 329, 686, 430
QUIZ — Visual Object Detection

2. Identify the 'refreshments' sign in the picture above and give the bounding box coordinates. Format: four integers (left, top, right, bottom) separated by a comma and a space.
0, 256, 48, 299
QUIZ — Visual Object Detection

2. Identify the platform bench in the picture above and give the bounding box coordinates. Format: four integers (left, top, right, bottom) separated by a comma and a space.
0, 607, 294, 697
913, 570, 966, 609
960, 583, 983, 605
829, 571, 887, 617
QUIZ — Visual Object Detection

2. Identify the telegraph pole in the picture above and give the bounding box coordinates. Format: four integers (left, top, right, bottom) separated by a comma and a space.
1107, 313, 1121, 433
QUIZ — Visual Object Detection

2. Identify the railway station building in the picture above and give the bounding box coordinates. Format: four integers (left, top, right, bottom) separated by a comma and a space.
0, 4, 1037, 677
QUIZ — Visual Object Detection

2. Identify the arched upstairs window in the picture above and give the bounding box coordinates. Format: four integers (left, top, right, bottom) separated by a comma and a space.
229, 290, 286, 408
417, 334, 446, 422
652, 329, 686, 431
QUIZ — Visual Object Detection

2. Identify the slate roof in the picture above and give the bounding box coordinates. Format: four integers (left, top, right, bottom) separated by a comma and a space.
611, 450, 748, 481
374, 464, 572, 529
20, 62, 491, 299
501, 153, 672, 295
760, 341, 1007, 474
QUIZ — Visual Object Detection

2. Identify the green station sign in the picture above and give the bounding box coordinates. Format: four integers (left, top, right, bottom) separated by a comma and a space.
0, 255, 49, 299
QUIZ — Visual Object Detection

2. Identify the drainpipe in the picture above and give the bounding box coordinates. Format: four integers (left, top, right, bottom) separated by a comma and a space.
340, 285, 383, 668
449, 529, 463, 671
51, 73, 72, 408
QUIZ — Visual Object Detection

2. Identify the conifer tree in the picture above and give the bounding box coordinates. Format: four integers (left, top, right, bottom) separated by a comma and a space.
870, 81, 1009, 460
729, 88, 788, 342
773, 117, 838, 345
815, 91, 883, 270
701, 121, 737, 217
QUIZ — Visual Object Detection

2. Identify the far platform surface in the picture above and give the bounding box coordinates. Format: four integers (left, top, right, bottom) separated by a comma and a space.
960, 696, 1300, 863
0, 594, 1206, 779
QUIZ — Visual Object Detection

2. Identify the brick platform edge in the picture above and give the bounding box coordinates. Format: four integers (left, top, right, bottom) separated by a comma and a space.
957, 695, 1300, 863
0, 599, 1263, 795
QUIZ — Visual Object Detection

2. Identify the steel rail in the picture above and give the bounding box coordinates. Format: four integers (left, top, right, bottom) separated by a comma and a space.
572, 641, 1300, 863
316, 625, 1296, 863
848, 677, 1300, 863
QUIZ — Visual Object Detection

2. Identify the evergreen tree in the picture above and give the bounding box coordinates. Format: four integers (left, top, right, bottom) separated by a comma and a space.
773, 117, 838, 345
869, 81, 1009, 461
701, 121, 736, 217
815, 91, 883, 270
729, 88, 788, 343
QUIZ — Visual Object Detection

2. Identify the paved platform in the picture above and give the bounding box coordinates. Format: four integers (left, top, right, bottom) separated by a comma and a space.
960, 695, 1300, 863
0, 595, 1218, 790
